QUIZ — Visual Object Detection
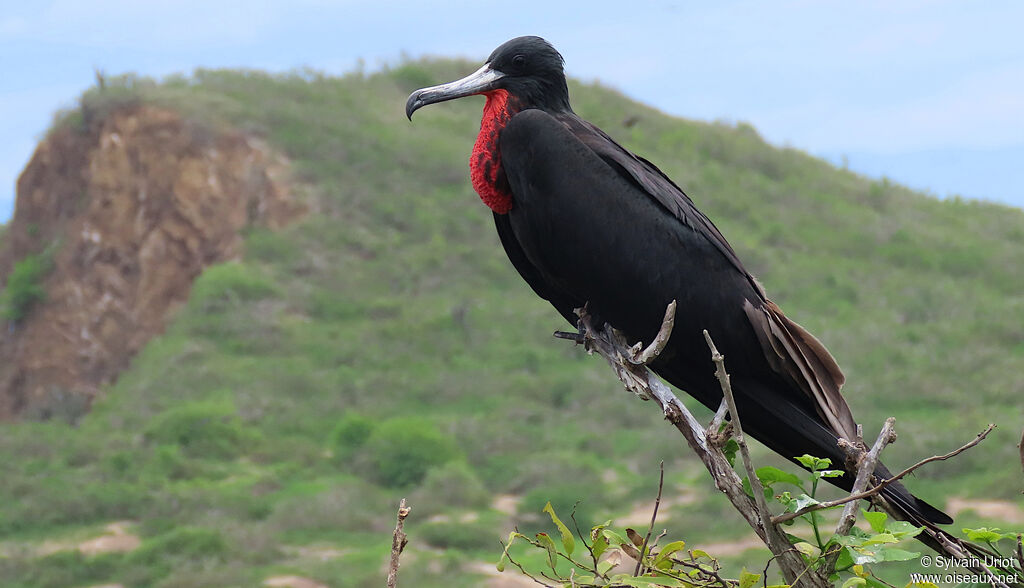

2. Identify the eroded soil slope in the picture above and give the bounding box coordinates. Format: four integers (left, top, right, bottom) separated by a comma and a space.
0, 105, 304, 419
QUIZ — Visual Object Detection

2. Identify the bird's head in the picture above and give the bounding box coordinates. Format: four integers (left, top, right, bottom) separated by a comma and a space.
406, 36, 570, 119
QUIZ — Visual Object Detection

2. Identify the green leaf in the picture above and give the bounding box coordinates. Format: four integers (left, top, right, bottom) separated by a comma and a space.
592, 530, 610, 560
875, 546, 920, 562
653, 540, 686, 567
497, 531, 524, 572
535, 532, 559, 572
850, 547, 882, 565
543, 501, 576, 557
756, 465, 804, 487
862, 510, 888, 533
603, 529, 629, 548
597, 551, 620, 575
963, 527, 1017, 543
739, 567, 761, 588
817, 469, 845, 478
609, 575, 687, 587
690, 549, 711, 560
886, 521, 923, 538
841, 577, 867, 588
722, 439, 739, 467
792, 493, 820, 511
793, 541, 821, 560
862, 533, 898, 545
833, 546, 854, 570
795, 455, 832, 470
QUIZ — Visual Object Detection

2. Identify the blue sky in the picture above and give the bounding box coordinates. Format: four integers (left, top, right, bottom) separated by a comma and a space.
2, 0, 1023, 223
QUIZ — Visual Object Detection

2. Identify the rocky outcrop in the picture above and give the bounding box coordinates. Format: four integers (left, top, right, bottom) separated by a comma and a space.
0, 105, 304, 420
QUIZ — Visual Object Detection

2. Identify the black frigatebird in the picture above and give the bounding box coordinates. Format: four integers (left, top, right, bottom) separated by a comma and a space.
406, 36, 952, 529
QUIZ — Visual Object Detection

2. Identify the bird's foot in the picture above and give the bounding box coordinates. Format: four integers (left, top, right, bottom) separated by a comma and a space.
553, 329, 586, 344
554, 318, 587, 345
627, 300, 677, 365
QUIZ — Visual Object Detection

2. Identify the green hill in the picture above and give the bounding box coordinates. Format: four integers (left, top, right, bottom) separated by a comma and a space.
0, 62, 1021, 587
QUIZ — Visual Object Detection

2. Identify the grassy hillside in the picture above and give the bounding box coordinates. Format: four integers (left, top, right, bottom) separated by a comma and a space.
0, 62, 1021, 587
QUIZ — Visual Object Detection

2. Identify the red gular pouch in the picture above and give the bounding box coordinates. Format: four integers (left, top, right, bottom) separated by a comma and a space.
470, 89, 521, 214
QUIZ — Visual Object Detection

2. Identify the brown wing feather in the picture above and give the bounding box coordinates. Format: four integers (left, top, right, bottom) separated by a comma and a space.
744, 299, 857, 442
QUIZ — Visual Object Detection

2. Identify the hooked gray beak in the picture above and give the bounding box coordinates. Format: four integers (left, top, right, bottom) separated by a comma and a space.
406, 63, 506, 120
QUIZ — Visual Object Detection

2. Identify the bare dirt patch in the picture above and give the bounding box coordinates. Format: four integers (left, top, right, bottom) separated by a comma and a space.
946, 497, 1024, 524
263, 576, 329, 588
78, 521, 141, 555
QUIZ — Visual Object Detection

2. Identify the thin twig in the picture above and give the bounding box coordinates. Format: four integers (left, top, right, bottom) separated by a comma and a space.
387, 498, 411, 588
773, 424, 996, 524
704, 329, 803, 576
499, 540, 557, 587
634, 461, 665, 577
703, 330, 773, 528
568, 503, 596, 569
707, 398, 729, 440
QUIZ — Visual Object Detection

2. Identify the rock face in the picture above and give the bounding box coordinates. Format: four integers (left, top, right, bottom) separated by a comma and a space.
0, 105, 303, 420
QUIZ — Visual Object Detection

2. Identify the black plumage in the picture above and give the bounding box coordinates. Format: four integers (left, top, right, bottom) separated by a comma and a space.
406, 36, 951, 528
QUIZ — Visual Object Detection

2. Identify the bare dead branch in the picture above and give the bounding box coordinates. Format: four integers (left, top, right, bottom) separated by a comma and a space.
1019, 429, 1024, 475
772, 424, 996, 525
819, 418, 897, 575
703, 329, 820, 586
387, 498, 411, 588
559, 303, 828, 588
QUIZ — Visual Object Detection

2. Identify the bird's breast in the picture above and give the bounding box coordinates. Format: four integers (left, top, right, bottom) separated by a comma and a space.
470, 90, 517, 214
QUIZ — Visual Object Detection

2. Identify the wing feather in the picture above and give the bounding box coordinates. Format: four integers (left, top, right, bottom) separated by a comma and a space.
534, 111, 856, 440
744, 299, 856, 441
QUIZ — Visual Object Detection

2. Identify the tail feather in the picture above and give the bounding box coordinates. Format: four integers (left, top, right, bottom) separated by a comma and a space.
877, 479, 1020, 586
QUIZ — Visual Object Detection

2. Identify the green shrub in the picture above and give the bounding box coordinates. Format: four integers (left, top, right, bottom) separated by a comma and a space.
359, 417, 460, 488
417, 519, 497, 552
143, 399, 257, 459
20, 550, 118, 588
307, 289, 362, 320
328, 412, 375, 459
129, 527, 228, 563
267, 479, 391, 534
411, 461, 491, 516
244, 227, 301, 264
1, 252, 53, 321
125, 526, 228, 583
188, 262, 278, 312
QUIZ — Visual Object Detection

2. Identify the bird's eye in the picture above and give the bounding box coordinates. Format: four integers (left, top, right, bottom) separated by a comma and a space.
512, 54, 526, 68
